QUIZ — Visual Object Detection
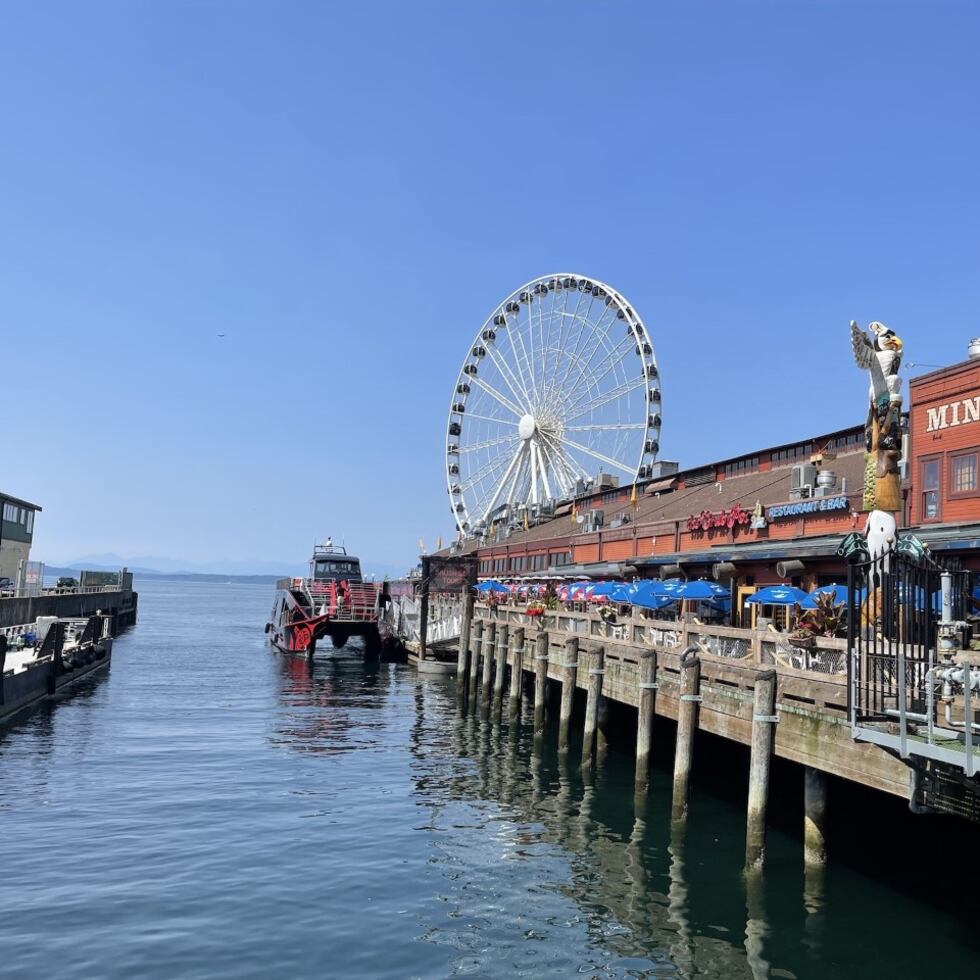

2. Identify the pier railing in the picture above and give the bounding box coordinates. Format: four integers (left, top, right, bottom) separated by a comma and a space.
476, 601, 848, 676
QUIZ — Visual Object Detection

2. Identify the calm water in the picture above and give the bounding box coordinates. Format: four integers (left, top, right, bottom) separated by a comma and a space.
1, 579, 977, 979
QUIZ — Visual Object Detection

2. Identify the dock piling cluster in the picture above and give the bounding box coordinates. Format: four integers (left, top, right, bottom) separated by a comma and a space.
441, 606, 846, 875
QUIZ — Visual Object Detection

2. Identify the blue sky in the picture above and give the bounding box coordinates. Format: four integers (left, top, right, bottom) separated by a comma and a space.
2, 1, 977, 572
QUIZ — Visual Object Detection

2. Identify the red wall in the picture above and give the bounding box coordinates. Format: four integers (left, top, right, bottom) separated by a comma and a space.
909, 361, 980, 526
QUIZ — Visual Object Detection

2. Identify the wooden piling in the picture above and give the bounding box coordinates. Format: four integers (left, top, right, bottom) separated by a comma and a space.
508, 627, 525, 721
493, 623, 509, 718
558, 636, 578, 753
635, 649, 658, 791
480, 621, 495, 707
469, 620, 483, 703
745, 669, 778, 871
671, 650, 701, 824
804, 765, 828, 868
533, 631, 549, 736
582, 645, 604, 767
456, 591, 474, 701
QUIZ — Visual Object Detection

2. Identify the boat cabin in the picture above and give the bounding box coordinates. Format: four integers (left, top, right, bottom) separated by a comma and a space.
310, 542, 363, 584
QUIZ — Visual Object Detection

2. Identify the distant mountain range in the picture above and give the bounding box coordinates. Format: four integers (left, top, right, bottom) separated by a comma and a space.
42, 552, 410, 582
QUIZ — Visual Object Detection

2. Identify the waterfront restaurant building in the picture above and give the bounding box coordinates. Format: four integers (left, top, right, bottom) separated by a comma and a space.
459, 350, 980, 623
0, 492, 41, 582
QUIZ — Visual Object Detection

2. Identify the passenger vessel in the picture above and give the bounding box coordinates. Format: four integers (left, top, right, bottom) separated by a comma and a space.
265, 541, 382, 655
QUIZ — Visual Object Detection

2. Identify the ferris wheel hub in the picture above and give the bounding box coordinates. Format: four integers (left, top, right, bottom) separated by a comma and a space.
518, 414, 537, 441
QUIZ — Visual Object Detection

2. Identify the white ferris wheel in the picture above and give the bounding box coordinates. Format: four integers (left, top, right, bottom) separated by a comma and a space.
446, 273, 662, 536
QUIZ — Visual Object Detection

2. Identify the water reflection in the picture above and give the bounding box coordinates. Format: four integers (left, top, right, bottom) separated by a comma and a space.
270, 640, 387, 754
267, 643, 980, 980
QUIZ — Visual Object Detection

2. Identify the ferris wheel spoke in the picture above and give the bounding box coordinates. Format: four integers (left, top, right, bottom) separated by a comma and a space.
468, 376, 524, 417
544, 290, 596, 402
547, 301, 615, 406
529, 439, 540, 505
482, 342, 532, 409
565, 423, 647, 432
564, 437, 638, 476
461, 450, 514, 492
544, 286, 573, 397
505, 444, 529, 509
564, 373, 647, 421
459, 432, 519, 454
481, 442, 525, 522
463, 412, 519, 426
539, 428, 588, 486
507, 314, 540, 407
533, 437, 553, 501
566, 315, 631, 398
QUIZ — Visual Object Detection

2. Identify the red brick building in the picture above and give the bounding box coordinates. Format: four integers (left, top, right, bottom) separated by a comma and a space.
456, 351, 980, 623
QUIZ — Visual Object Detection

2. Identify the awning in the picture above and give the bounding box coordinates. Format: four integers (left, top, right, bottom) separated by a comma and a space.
552, 560, 625, 578
632, 533, 848, 567
554, 502, 573, 517
645, 478, 677, 494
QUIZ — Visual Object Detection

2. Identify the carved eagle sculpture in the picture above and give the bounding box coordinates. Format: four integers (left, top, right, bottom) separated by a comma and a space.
850, 320, 903, 406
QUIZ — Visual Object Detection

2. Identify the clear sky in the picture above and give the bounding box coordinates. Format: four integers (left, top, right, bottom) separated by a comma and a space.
2, 1, 978, 572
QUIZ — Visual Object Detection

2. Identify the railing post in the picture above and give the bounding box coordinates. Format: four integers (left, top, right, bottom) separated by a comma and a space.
533, 631, 549, 736
745, 670, 778, 871
635, 649, 658, 791
558, 636, 579, 753
508, 627, 525, 721
671, 649, 701, 825
0, 635, 6, 706
582, 645, 604, 768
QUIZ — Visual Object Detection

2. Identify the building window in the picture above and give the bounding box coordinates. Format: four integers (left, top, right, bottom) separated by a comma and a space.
724, 456, 759, 478
771, 443, 813, 466
922, 458, 941, 520
2, 503, 15, 522
951, 451, 979, 497
26, 511, 33, 533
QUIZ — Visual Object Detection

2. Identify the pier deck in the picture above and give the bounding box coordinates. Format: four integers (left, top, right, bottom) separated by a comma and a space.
471, 603, 907, 797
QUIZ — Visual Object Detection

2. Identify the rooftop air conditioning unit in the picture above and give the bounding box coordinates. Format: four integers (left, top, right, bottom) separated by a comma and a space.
790, 463, 817, 497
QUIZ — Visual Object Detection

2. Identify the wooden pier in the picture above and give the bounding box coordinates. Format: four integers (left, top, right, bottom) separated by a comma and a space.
425, 597, 932, 871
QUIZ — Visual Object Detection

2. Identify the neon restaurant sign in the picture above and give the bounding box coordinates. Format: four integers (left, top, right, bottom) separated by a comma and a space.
768, 496, 849, 519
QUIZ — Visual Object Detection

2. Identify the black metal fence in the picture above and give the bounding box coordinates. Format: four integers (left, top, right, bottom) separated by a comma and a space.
847, 549, 970, 724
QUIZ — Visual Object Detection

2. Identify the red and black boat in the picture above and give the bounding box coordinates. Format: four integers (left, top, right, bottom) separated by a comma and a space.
265, 542, 382, 655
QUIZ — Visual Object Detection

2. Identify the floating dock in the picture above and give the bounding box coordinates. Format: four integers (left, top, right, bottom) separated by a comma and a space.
1, 613, 116, 725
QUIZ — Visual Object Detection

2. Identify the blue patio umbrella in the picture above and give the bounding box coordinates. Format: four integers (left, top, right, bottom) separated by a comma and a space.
651, 578, 685, 596
610, 583, 634, 602
628, 580, 679, 611
476, 580, 509, 594
799, 584, 864, 609
673, 579, 731, 600
630, 592, 678, 612
588, 581, 624, 599
746, 586, 811, 606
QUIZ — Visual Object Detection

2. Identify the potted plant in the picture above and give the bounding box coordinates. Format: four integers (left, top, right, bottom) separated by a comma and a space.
789, 593, 845, 648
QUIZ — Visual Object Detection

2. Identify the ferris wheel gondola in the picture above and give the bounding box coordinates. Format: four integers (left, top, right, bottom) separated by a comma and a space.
446, 273, 661, 536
